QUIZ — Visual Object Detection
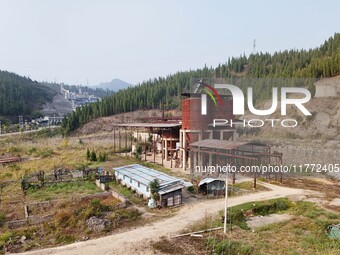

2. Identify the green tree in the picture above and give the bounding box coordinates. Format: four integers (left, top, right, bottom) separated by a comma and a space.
86, 148, 91, 160
90, 151, 97, 162
149, 179, 160, 201
60, 33, 340, 134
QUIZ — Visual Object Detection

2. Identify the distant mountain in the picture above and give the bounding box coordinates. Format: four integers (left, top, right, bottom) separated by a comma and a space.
94, 79, 133, 91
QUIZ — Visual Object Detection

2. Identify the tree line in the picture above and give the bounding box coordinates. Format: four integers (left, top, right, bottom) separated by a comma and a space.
0, 70, 57, 119
62, 33, 340, 134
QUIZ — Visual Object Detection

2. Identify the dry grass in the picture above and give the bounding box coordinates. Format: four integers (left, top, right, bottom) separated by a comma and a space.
279, 177, 340, 212
152, 200, 340, 255
0, 133, 129, 181
0, 132, 181, 254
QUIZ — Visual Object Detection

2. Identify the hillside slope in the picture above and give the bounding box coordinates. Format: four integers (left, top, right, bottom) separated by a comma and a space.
62, 33, 340, 134
241, 76, 340, 141
0, 70, 57, 119
76, 109, 181, 135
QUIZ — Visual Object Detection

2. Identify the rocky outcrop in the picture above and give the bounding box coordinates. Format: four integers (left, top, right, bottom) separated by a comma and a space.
86, 216, 111, 232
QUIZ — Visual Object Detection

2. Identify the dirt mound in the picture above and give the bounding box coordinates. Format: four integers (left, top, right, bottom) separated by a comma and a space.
242, 96, 340, 140
76, 109, 181, 136
42, 94, 73, 116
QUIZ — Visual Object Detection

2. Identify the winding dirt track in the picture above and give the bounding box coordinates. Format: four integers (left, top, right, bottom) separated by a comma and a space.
16, 183, 311, 255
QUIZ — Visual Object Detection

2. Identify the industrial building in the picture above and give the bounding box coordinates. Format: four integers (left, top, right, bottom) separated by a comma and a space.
114, 164, 184, 207
110, 80, 284, 186
115, 122, 181, 168
179, 92, 237, 171
190, 139, 282, 179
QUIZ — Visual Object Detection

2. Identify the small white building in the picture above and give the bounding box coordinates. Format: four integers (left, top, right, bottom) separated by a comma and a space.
114, 164, 184, 207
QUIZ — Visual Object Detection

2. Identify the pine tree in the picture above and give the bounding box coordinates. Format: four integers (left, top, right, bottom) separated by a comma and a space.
90, 151, 97, 162
86, 148, 91, 160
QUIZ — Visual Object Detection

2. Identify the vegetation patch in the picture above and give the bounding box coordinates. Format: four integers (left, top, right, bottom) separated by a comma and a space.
223, 198, 293, 230
153, 200, 340, 255
0, 196, 142, 254
108, 180, 145, 205
26, 180, 101, 201
206, 238, 253, 255
231, 181, 269, 192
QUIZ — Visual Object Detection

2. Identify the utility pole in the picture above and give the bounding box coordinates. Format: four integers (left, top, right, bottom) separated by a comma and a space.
224, 170, 229, 234
19, 115, 23, 129
252, 39, 256, 55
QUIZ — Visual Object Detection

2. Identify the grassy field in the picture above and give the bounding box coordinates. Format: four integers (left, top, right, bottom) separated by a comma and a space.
152, 199, 340, 255
0, 132, 140, 254
0, 196, 141, 254
0, 131, 184, 254
26, 180, 101, 201
1, 130, 339, 254
107, 181, 146, 205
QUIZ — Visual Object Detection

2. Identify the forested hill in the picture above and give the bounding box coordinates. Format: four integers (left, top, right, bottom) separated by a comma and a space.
62, 33, 340, 134
0, 70, 57, 118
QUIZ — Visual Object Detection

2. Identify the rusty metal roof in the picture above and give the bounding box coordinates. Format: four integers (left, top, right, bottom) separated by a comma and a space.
190, 139, 264, 150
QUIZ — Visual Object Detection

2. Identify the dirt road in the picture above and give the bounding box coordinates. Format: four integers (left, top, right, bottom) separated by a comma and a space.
16, 183, 311, 255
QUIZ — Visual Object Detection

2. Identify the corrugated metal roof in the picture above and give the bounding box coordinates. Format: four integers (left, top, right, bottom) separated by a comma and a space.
158, 182, 184, 195
183, 181, 194, 187
190, 139, 249, 150
114, 164, 186, 196
198, 178, 224, 186
114, 164, 181, 187
116, 123, 181, 128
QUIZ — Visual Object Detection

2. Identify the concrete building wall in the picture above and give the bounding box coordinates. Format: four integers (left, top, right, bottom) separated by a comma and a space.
115, 172, 150, 198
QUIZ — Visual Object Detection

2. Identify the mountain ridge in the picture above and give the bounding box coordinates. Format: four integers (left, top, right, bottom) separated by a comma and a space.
93, 79, 133, 91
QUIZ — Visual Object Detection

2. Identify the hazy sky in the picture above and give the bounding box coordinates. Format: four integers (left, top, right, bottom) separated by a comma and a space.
0, 0, 339, 85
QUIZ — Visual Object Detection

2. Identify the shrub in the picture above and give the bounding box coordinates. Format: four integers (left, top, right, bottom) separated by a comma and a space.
133, 153, 141, 160
28, 147, 37, 155
187, 186, 194, 193
149, 179, 160, 201
54, 209, 74, 228
115, 208, 141, 221
0, 213, 6, 227
135, 145, 142, 154
90, 151, 97, 162
206, 238, 253, 255
86, 148, 91, 160
0, 232, 13, 249
40, 149, 54, 158
55, 234, 76, 244
98, 152, 107, 162
83, 199, 111, 219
